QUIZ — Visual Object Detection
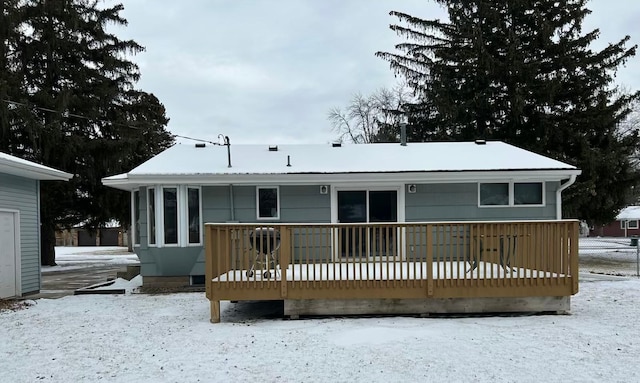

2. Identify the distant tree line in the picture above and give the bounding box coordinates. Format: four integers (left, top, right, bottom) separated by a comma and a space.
0, 0, 174, 265
331, 0, 640, 224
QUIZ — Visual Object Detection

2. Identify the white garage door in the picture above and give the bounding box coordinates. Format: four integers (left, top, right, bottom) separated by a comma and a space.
0, 211, 18, 299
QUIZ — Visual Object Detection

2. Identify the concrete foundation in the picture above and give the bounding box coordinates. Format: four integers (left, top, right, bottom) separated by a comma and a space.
284, 296, 570, 318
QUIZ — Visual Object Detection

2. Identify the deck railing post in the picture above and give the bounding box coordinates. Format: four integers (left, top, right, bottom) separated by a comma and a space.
280, 225, 290, 298
204, 224, 212, 300
570, 220, 579, 294
426, 223, 433, 297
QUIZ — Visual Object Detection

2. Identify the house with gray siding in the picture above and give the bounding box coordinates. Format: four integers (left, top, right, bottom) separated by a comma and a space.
0, 152, 72, 299
103, 140, 581, 289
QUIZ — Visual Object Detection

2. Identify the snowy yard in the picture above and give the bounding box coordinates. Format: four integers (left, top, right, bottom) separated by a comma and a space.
1, 242, 638, 382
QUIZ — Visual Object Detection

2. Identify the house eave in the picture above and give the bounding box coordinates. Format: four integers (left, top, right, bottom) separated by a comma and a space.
102, 169, 582, 191
0, 162, 72, 181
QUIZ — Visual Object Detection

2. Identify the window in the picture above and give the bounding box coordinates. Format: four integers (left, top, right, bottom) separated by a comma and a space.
257, 187, 279, 220
146, 186, 202, 247
622, 220, 639, 229
480, 183, 509, 206
163, 187, 178, 245
514, 183, 543, 205
187, 187, 201, 244
132, 190, 140, 246
148, 188, 156, 245
479, 182, 544, 207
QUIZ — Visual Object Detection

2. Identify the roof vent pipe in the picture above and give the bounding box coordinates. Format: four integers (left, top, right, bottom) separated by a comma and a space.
400, 123, 407, 146
287, 155, 291, 167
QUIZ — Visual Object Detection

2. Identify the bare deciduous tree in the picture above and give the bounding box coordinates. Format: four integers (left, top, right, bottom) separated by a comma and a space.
328, 83, 413, 143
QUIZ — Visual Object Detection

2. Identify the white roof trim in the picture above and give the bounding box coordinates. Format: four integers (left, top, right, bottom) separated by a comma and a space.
103, 169, 581, 191
0, 152, 72, 181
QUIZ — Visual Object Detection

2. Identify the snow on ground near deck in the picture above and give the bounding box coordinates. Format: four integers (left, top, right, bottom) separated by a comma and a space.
41, 246, 139, 273
0, 278, 639, 382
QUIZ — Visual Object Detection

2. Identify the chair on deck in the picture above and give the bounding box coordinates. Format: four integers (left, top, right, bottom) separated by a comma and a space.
246, 227, 281, 279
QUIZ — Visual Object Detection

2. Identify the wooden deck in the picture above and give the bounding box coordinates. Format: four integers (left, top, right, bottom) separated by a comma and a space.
205, 220, 579, 322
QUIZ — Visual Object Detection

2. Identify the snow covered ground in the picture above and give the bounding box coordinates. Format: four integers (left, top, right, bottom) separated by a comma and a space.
0, 277, 639, 382
0, 243, 637, 382
41, 246, 139, 273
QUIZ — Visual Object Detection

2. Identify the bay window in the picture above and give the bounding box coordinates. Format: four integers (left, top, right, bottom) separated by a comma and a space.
143, 185, 202, 247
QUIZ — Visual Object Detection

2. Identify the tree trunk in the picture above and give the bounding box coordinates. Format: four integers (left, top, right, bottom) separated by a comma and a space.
127, 224, 133, 252
40, 220, 56, 266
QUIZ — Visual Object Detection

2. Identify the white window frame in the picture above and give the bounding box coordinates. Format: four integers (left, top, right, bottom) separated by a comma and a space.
184, 186, 203, 246
622, 220, 639, 229
161, 186, 180, 247
147, 185, 203, 247
478, 181, 545, 208
131, 189, 140, 247
256, 186, 280, 220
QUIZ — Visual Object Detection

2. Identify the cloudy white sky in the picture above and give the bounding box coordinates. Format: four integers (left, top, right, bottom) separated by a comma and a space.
113, 0, 640, 145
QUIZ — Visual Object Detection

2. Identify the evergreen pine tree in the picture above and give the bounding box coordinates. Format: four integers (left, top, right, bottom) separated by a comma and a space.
0, 0, 173, 265
377, 0, 640, 223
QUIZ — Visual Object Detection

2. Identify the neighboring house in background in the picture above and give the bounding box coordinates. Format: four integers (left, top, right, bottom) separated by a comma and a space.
0, 152, 72, 299
590, 206, 640, 237
102, 140, 581, 290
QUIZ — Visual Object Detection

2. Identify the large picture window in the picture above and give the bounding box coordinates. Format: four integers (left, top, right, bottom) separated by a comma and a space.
257, 186, 279, 220
479, 182, 544, 207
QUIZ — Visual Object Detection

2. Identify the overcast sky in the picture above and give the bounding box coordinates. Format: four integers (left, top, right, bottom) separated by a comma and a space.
114, 0, 640, 145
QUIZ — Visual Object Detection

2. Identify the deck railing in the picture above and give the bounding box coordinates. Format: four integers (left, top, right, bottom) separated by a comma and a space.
205, 220, 579, 322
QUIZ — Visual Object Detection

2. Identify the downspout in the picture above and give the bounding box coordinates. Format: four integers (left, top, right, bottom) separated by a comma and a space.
229, 184, 235, 221
556, 175, 577, 220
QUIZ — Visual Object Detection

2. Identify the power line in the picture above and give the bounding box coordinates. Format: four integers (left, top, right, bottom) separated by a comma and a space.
1, 98, 225, 145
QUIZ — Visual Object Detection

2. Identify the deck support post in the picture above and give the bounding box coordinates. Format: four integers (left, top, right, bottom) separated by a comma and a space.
210, 300, 220, 323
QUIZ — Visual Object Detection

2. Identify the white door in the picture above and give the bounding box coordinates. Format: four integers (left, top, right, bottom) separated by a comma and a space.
0, 211, 18, 299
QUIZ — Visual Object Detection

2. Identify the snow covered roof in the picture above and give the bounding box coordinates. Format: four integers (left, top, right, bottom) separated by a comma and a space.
616, 206, 640, 220
103, 141, 581, 190
0, 151, 72, 181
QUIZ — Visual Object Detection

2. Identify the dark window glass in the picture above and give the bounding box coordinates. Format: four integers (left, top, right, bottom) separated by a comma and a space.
163, 188, 178, 244
258, 188, 278, 218
480, 183, 509, 206
514, 183, 543, 205
148, 189, 156, 245
188, 188, 200, 243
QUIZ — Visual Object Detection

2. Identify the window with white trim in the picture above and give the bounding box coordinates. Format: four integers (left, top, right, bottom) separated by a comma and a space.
257, 186, 279, 220
479, 182, 544, 207
622, 220, 639, 229
148, 188, 156, 245
146, 186, 202, 247
187, 187, 201, 244
132, 190, 140, 246
163, 187, 178, 245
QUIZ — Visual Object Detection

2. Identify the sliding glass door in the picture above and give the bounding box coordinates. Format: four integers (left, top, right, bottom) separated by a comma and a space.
337, 189, 398, 259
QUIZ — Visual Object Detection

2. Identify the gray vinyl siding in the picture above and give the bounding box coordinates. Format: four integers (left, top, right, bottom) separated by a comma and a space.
405, 182, 558, 221
0, 173, 40, 294
133, 181, 561, 278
